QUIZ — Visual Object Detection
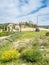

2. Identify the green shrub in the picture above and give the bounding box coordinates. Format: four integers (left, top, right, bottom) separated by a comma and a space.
0, 32, 16, 36
0, 32, 8, 36
32, 39, 40, 47
21, 49, 43, 62
46, 32, 49, 36
1, 49, 20, 62
41, 57, 49, 65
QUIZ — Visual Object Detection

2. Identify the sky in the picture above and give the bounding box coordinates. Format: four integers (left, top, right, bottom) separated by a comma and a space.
0, 0, 49, 25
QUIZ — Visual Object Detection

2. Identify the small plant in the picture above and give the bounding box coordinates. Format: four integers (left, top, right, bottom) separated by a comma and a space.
46, 32, 49, 36
21, 48, 43, 62
1, 49, 20, 62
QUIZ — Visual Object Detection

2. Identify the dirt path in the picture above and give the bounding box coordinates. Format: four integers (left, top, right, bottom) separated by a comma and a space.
21, 28, 49, 31
0, 36, 9, 39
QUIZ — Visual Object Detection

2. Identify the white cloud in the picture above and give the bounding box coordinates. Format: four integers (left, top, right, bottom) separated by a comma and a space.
0, 0, 49, 25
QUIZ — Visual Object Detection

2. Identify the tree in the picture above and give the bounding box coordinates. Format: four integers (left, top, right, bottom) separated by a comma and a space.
0, 24, 8, 32
19, 22, 22, 32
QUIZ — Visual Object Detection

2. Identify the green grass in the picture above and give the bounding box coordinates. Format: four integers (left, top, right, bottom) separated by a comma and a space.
0, 32, 16, 37
16, 31, 46, 40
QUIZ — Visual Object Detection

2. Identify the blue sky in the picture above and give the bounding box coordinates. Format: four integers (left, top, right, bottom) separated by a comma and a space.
0, 0, 49, 25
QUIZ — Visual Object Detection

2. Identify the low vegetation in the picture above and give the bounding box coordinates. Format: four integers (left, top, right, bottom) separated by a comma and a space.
0, 31, 49, 65
1, 49, 20, 62
0, 32, 16, 36
46, 32, 49, 36
21, 48, 43, 62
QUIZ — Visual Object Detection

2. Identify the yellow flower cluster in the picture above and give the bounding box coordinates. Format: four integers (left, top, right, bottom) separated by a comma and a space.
1, 49, 20, 61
